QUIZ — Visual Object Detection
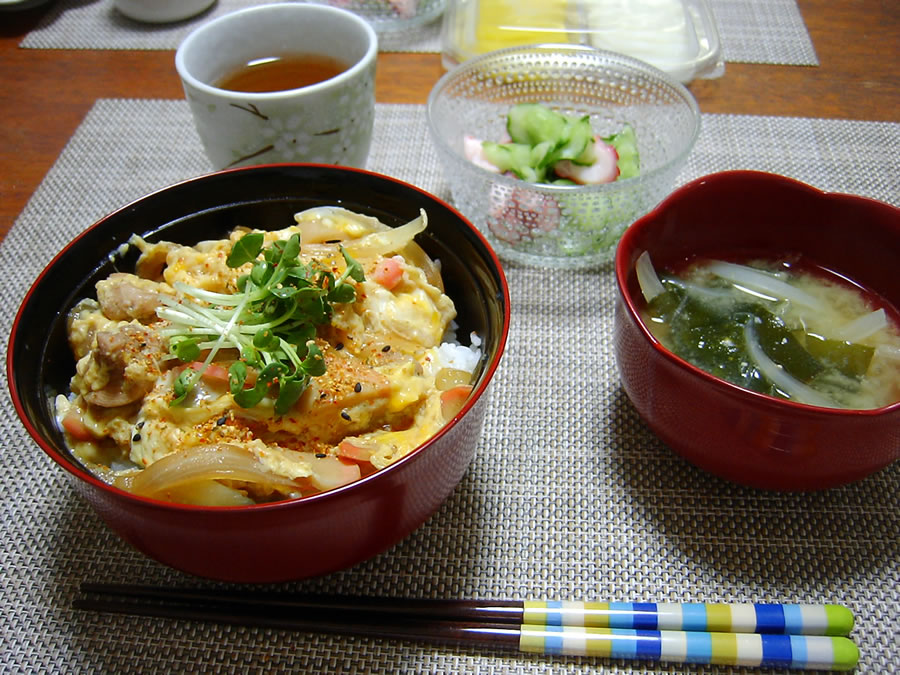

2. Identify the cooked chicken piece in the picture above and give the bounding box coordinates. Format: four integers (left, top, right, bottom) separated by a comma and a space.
96, 273, 172, 322
79, 324, 168, 407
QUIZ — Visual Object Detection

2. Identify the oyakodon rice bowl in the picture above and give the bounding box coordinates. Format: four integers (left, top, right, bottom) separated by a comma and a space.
59, 207, 482, 505
8, 164, 510, 582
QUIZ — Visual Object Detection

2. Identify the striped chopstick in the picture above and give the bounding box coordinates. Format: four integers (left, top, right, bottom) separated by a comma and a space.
521, 600, 854, 636
74, 585, 858, 671
518, 625, 857, 670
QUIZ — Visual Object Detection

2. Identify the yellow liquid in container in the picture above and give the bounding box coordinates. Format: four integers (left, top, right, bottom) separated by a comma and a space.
474, 0, 574, 52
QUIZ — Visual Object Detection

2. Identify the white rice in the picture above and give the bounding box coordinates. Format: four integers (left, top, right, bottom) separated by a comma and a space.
432, 331, 483, 374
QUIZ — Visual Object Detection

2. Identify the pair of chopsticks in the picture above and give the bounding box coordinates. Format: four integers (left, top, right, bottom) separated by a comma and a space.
74, 584, 858, 671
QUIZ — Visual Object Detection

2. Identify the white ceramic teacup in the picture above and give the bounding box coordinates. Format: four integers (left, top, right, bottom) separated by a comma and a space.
175, 4, 378, 170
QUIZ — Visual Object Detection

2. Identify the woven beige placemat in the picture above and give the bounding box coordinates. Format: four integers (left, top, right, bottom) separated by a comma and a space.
20, 0, 818, 66
1, 101, 896, 673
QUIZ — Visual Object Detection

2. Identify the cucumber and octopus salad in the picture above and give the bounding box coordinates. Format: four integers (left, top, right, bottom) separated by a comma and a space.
464, 103, 640, 186
463, 103, 640, 249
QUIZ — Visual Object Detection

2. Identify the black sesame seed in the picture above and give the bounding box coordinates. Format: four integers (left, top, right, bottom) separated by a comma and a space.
335, 342, 344, 350
315, 453, 327, 458
325, 239, 341, 244
132, 434, 141, 443
382, 345, 391, 352
341, 411, 351, 421
136, 421, 145, 429
354, 382, 362, 393
216, 416, 227, 426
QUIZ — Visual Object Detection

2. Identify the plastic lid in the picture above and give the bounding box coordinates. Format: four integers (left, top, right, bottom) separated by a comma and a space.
441, 0, 724, 83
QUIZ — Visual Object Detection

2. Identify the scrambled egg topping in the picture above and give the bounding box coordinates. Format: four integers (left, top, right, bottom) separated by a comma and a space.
57, 208, 479, 505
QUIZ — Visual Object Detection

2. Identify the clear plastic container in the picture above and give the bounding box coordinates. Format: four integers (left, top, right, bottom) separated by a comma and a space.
441, 0, 724, 83
311, 0, 446, 33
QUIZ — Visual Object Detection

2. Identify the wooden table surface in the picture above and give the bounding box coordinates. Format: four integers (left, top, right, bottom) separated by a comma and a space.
1, 0, 897, 244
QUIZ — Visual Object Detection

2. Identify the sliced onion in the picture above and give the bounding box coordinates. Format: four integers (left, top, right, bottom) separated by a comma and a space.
743, 321, 839, 408
635, 251, 666, 303
440, 385, 473, 421
831, 308, 887, 343
675, 279, 734, 303
293, 206, 385, 242
874, 344, 900, 362
344, 211, 427, 261
296, 452, 361, 491
157, 481, 255, 506
123, 444, 301, 500
434, 367, 472, 391
707, 260, 826, 312
293, 207, 439, 287
400, 240, 443, 292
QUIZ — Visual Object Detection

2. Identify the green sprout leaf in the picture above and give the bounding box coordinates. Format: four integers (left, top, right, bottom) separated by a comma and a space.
226, 232, 265, 268
252, 328, 280, 351
233, 362, 286, 409
283, 323, 316, 350
301, 342, 326, 377
158, 230, 366, 414
328, 283, 357, 304
228, 361, 248, 394
341, 246, 365, 283
171, 336, 201, 362
250, 261, 272, 287
171, 369, 195, 407
274, 377, 308, 416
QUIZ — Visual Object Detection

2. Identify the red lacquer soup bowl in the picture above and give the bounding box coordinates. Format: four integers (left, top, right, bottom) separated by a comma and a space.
8, 164, 510, 582
614, 170, 899, 490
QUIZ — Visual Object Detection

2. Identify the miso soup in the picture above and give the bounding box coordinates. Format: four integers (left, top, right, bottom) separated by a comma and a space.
636, 253, 900, 410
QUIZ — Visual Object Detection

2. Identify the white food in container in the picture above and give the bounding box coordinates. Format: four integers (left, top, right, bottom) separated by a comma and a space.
441, 0, 724, 83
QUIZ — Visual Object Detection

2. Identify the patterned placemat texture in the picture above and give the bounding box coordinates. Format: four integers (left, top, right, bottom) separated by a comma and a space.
19, 0, 819, 66
1, 101, 897, 673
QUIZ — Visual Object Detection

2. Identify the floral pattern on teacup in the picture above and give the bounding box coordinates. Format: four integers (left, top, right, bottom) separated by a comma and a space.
223, 76, 374, 169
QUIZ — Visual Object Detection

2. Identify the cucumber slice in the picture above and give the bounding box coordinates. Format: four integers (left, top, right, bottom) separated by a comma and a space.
604, 124, 640, 179
506, 103, 567, 145
482, 141, 542, 181
556, 115, 594, 164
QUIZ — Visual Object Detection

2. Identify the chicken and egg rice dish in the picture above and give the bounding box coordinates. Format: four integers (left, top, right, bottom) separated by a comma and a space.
55, 207, 482, 506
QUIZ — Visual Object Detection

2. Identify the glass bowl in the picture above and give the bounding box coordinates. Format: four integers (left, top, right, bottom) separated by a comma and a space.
426, 43, 701, 269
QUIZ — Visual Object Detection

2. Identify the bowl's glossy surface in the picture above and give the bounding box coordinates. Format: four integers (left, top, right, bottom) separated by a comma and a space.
614, 170, 900, 490
427, 44, 700, 269
8, 164, 510, 582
